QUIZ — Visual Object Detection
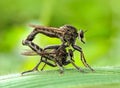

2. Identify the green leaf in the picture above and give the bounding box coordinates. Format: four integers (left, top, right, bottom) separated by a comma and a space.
0, 67, 120, 88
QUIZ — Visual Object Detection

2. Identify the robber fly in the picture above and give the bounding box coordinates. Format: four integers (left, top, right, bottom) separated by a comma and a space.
22, 24, 94, 71
21, 41, 83, 75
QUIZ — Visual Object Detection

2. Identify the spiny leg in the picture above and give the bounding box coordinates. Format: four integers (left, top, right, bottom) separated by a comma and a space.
41, 57, 64, 74
41, 59, 57, 67
44, 43, 68, 53
70, 60, 83, 72
71, 45, 87, 67
68, 49, 84, 72
56, 62, 64, 74
39, 57, 47, 71
40, 57, 47, 71
81, 52, 94, 71
44, 45, 62, 50
44, 55, 64, 74
56, 58, 65, 74
21, 57, 56, 75
21, 58, 42, 75
41, 63, 46, 71
21, 48, 58, 75
72, 45, 94, 71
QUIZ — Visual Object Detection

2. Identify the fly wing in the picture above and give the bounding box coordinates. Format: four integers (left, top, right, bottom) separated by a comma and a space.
21, 49, 56, 56
21, 50, 38, 56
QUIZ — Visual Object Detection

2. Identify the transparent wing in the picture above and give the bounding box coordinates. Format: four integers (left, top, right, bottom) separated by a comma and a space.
21, 49, 56, 56
21, 49, 38, 56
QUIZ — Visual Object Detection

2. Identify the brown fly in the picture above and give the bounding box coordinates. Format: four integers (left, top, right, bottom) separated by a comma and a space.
21, 42, 83, 75
22, 24, 94, 72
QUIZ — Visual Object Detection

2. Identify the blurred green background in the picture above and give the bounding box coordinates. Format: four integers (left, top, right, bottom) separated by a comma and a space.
0, 0, 120, 75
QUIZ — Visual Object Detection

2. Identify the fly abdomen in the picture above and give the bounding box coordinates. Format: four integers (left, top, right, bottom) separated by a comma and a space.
30, 24, 63, 38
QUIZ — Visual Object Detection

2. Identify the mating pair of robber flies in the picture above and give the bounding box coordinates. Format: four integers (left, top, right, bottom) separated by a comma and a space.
21, 24, 94, 75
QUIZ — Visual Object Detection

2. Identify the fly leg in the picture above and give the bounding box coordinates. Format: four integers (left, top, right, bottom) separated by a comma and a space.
72, 45, 94, 71
41, 58, 64, 74
21, 57, 56, 75
44, 42, 68, 50
68, 49, 84, 72
40, 58, 47, 71
56, 62, 64, 74
21, 57, 42, 75
44, 45, 62, 50
41, 59, 57, 67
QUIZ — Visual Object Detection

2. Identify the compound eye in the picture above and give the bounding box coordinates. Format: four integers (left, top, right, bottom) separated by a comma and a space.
78, 30, 85, 44
79, 30, 84, 39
